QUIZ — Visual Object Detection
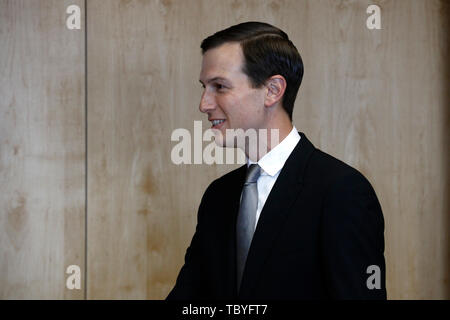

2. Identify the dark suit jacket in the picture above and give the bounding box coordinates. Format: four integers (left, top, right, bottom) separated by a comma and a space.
167, 132, 386, 300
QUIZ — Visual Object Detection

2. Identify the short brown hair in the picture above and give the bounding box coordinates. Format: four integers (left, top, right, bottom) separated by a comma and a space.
201, 21, 303, 120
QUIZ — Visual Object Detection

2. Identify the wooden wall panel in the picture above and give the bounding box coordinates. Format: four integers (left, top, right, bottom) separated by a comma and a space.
87, 0, 205, 299
0, 0, 85, 299
87, 0, 448, 299
294, 0, 449, 299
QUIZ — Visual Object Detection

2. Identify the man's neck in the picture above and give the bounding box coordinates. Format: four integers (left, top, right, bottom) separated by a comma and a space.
244, 122, 294, 162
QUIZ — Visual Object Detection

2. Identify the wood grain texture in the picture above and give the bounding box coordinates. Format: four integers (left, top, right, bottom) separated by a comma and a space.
295, 0, 449, 299
0, 0, 85, 299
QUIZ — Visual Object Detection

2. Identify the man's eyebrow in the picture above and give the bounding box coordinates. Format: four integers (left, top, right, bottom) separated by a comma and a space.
199, 77, 229, 85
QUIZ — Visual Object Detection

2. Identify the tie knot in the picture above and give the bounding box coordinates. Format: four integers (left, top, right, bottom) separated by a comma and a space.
245, 164, 261, 185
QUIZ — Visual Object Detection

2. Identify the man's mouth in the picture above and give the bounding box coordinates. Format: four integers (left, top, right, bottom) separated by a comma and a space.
211, 119, 226, 128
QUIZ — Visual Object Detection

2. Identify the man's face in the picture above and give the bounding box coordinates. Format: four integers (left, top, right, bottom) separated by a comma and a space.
199, 42, 267, 147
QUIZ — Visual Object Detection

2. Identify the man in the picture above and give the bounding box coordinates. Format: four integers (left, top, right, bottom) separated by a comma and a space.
167, 22, 386, 300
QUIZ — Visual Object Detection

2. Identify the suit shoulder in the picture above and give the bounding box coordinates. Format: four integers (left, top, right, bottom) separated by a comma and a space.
311, 149, 384, 227
307, 148, 371, 188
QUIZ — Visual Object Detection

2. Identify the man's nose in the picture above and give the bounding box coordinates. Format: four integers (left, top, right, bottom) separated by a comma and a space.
199, 90, 215, 113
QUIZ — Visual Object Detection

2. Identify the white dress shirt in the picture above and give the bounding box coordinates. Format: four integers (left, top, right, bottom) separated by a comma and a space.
247, 126, 301, 228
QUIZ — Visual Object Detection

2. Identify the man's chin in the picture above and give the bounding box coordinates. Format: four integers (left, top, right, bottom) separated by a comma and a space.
212, 129, 235, 148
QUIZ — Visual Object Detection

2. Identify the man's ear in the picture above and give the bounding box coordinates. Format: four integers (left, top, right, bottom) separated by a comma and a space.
264, 75, 287, 109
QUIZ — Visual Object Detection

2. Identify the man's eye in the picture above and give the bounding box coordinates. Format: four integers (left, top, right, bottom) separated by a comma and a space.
216, 84, 225, 90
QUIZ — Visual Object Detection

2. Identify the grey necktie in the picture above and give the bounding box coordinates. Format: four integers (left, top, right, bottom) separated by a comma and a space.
236, 163, 261, 292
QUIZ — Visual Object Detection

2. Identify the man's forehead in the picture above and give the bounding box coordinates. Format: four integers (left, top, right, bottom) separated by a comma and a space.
199, 42, 244, 82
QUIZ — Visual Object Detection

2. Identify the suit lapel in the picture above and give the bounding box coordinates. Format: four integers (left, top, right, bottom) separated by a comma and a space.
238, 132, 316, 298
224, 164, 247, 298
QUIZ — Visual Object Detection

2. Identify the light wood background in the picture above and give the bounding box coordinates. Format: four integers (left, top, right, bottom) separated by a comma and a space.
0, 0, 85, 299
1, 0, 448, 299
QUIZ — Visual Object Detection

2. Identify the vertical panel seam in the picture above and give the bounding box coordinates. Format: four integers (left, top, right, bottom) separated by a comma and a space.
84, 0, 88, 301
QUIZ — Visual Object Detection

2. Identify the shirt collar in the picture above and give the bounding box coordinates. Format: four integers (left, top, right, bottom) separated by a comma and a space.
248, 126, 301, 177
